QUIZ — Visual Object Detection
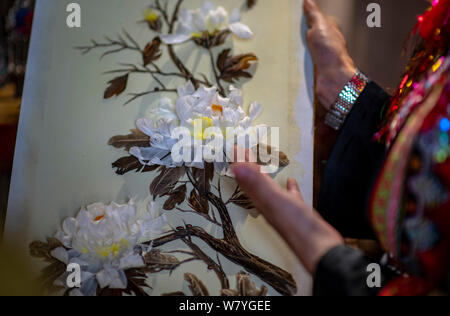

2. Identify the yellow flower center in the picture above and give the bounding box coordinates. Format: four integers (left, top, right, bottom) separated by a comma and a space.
144, 9, 159, 22
96, 239, 130, 258
191, 32, 204, 38
192, 117, 214, 140
191, 30, 220, 38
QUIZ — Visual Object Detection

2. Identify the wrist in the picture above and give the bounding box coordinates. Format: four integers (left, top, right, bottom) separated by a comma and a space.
316, 64, 356, 110
324, 68, 369, 131
274, 203, 344, 275
307, 220, 345, 275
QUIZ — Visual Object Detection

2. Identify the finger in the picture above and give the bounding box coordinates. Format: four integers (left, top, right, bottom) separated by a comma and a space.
232, 163, 281, 212
287, 178, 304, 201
303, 0, 324, 28
326, 16, 343, 34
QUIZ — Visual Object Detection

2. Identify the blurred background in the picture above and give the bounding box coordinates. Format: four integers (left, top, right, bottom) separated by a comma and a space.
0, 0, 34, 236
0, 0, 430, 236
316, 0, 429, 91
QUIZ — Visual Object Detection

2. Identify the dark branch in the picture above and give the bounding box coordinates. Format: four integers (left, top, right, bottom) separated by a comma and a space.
208, 48, 226, 96
125, 88, 177, 105
169, 0, 185, 32
175, 207, 222, 227
76, 30, 142, 59
183, 238, 229, 290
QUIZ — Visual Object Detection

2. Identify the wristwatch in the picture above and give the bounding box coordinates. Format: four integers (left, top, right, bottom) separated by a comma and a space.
324, 69, 369, 131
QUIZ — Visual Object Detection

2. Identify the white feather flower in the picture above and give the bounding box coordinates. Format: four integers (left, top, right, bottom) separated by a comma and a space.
129, 82, 267, 175
161, 2, 253, 45
52, 201, 168, 296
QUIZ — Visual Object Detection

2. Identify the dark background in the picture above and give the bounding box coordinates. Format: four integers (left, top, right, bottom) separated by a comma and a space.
317, 0, 429, 92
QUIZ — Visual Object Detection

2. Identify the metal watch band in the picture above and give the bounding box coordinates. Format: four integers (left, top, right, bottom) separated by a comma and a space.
324, 69, 369, 131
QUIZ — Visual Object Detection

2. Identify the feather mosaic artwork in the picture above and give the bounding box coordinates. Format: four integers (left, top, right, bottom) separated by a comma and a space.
30, 0, 298, 296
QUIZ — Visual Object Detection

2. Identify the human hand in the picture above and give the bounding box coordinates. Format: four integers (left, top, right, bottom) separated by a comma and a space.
304, 0, 356, 110
232, 155, 344, 274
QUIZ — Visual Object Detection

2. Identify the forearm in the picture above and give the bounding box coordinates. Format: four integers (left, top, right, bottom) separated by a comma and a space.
262, 194, 344, 275
318, 82, 390, 239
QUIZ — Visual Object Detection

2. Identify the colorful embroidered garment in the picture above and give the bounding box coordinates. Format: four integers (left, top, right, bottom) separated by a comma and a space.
371, 0, 450, 296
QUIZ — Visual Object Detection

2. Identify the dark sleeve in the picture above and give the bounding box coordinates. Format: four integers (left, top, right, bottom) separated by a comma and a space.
317, 82, 390, 239
313, 246, 387, 296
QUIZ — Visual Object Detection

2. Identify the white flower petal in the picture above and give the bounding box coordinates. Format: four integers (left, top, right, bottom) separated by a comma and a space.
62, 217, 78, 236
96, 269, 118, 289
79, 275, 98, 296
140, 214, 168, 239
119, 254, 145, 270
229, 22, 253, 39
207, 7, 228, 32
136, 118, 158, 138
109, 270, 128, 290
159, 97, 175, 111
249, 102, 262, 121
201, 2, 215, 15
151, 98, 177, 122
192, 9, 208, 31
160, 33, 191, 45
54, 231, 72, 248
51, 247, 69, 265
177, 81, 196, 97
86, 203, 107, 219
176, 96, 195, 124
229, 86, 243, 106
69, 257, 90, 268
130, 146, 172, 167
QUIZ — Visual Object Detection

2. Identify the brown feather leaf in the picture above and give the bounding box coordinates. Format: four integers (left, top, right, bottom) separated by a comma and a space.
150, 167, 185, 199
144, 249, 180, 272
217, 49, 231, 71
108, 129, 150, 151
143, 37, 162, 66
192, 30, 231, 49
221, 289, 240, 296
184, 273, 210, 296
188, 189, 210, 214
112, 156, 158, 175
104, 74, 128, 99
218, 51, 258, 83
163, 184, 187, 210
162, 291, 187, 296
29, 238, 63, 261
230, 194, 255, 210
192, 163, 214, 195
236, 271, 267, 296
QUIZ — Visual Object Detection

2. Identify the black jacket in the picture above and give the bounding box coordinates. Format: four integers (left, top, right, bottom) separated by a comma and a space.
314, 82, 391, 296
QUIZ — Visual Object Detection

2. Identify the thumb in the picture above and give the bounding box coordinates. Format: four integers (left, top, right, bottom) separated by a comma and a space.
287, 178, 304, 201
232, 163, 281, 212
303, 0, 324, 28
